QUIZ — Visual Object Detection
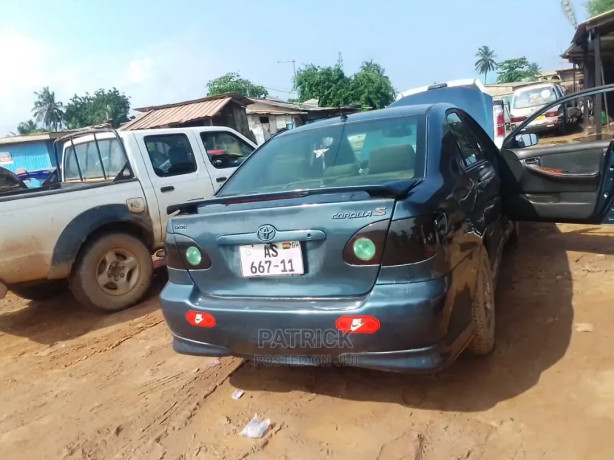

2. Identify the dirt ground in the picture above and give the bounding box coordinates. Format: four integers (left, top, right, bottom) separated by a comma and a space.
1, 223, 614, 460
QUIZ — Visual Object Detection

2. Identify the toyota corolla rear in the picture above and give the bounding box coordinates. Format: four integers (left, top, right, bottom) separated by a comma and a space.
161, 107, 459, 372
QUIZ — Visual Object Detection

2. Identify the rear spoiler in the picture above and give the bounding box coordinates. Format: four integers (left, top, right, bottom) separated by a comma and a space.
167, 179, 423, 215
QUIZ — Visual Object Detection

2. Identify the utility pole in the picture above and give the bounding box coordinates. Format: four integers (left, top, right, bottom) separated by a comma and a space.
277, 60, 297, 88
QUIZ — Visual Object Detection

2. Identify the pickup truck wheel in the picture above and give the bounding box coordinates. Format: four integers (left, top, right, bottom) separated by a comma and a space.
10, 280, 67, 301
466, 248, 496, 356
69, 233, 153, 312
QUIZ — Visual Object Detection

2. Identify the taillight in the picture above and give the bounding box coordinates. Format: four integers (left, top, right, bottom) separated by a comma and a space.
343, 220, 388, 265
545, 110, 559, 118
511, 116, 526, 123
496, 113, 505, 137
381, 217, 438, 266
343, 217, 439, 266
166, 233, 212, 270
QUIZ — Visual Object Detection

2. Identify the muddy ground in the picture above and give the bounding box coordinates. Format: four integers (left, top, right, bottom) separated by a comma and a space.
1, 223, 613, 460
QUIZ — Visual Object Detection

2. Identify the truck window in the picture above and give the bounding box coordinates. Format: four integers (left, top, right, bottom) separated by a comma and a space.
144, 134, 197, 177
64, 138, 127, 181
200, 131, 253, 169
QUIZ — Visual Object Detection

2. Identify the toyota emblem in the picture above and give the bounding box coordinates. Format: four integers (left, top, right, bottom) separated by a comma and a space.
256, 225, 276, 242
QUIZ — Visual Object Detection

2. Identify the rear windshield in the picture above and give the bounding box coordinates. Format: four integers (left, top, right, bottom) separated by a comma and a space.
64, 138, 127, 181
217, 115, 426, 196
513, 86, 558, 109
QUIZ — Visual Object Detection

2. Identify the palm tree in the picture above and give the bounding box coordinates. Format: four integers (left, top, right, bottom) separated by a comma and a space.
475, 46, 497, 83
16, 120, 41, 135
32, 87, 64, 131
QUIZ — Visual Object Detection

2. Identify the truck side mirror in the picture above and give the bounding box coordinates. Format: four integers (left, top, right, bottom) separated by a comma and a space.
515, 133, 538, 148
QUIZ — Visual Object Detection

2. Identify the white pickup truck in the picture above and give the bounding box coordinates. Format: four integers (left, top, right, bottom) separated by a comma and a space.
0, 126, 256, 311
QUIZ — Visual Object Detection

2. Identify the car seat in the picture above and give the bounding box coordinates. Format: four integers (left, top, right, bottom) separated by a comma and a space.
167, 147, 195, 176
368, 144, 416, 175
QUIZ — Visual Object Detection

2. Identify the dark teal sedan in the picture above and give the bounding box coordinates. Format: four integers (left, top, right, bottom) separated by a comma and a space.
160, 87, 614, 372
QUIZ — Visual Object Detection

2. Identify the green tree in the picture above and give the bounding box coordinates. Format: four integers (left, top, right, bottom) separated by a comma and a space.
527, 62, 542, 80
16, 120, 43, 135
497, 57, 541, 83
32, 87, 64, 131
587, 0, 614, 16
64, 88, 130, 129
349, 60, 395, 109
206, 72, 268, 98
474, 46, 497, 83
295, 58, 394, 109
295, 63, 352, 107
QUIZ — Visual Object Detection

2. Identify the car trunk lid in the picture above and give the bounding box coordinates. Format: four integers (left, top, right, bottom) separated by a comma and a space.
171, 187, 409, 297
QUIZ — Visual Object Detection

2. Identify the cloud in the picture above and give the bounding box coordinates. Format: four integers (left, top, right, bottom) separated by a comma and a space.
125, 58, 154, 85
0, 31, 223, 136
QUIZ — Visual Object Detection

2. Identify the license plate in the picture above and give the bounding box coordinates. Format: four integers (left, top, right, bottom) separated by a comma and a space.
536, 115, 545, 120
239, 241, 304, 277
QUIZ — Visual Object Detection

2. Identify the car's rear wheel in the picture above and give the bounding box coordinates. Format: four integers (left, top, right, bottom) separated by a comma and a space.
69, 233, 153, 312
466, 248, 496, 356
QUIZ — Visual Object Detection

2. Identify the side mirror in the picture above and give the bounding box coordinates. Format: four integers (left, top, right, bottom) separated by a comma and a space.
515, 133, 538, 148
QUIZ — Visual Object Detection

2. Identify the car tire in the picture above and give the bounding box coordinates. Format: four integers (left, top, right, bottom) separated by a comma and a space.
10, 280, 67, 301
466, 248, 496, 356
69, 233, 153, 312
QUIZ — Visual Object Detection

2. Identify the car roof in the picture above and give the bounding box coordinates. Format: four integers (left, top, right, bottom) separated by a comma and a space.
514, 82, 559, 94
274, 104, 441, 138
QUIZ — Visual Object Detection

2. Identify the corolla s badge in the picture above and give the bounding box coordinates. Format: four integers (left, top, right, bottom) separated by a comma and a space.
256, 225, 277, 241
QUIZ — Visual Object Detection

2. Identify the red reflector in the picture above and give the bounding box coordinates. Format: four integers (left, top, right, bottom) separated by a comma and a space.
186, 311, 216, 328
545, 111, 559, 118
335, 316, 380, 334
511, 116, 526, 123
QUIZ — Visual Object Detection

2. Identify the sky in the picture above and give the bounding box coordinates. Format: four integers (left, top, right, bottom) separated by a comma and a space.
0, 0, 588, 136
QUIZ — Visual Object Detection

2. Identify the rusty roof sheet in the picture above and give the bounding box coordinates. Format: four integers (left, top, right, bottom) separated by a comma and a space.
121, 97, 233, 130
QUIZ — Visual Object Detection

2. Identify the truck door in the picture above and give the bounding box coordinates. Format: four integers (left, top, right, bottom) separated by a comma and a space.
136, 131, 216, 229
195, 129, 256, 192
500, 85, 614, 224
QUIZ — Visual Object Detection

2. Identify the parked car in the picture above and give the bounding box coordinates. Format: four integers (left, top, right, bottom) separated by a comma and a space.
393, 79, 511, 148
0, 166, 28, 195
160, 83, 614, 373
0, 126, 256, 311
510, 83, 582, 134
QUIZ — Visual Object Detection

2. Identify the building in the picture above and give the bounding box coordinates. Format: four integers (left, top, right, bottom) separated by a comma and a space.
121, 93, 256, 142
562, 9, 614, 90
246, 98, 358, 144
0, 132, 65, 174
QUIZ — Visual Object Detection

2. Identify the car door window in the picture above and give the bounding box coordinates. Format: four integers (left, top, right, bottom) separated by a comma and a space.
509, 89, 610, 149
445, 112, 486, 167
200, 131, 254, 169
144, 134, 197, 177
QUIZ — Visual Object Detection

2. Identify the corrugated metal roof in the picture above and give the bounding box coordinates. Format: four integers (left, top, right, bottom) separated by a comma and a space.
0, 131, 73, 146
122, 97, 233, 130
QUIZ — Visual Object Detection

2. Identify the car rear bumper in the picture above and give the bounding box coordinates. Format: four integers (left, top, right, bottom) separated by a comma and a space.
160, 274, 472, 373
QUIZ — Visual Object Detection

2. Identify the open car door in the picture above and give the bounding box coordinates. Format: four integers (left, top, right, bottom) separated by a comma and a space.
500, 84, 614, 224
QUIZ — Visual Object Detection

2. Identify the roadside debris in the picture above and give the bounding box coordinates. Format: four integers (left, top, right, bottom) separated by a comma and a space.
209, 359, 221, 367
575, 323, 594, 332
231, 389, 244, 400
240, 413, 271, 438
